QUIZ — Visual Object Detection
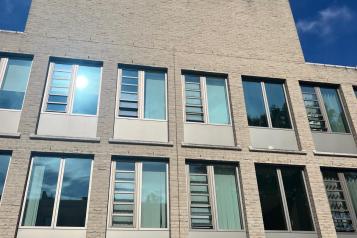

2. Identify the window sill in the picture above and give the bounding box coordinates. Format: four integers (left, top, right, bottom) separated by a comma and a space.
30, 134, 100, 143
313, 150, 357, 158
0, 132, 21, 139
182, 143, 241, 151
109, 138, 174, 147
0, 29, 25, 34
249, 146, 307, 155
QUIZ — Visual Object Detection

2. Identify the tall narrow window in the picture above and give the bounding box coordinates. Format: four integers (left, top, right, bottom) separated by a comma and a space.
183, 73, 230, 124
118, 67, 166, 120
0, 154, 11, 200
44, 61, 102, 115
301, 84, 349, 133
110, 159, 168, 229
0, 56, 32, 110
242, 77, 292, 129
322, 169, 357, 232
256, 164, 314, 231
21, 156, 92, 228
188, 163, 243, 230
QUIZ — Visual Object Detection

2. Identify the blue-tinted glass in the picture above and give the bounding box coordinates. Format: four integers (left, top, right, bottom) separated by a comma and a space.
265, 82, 292, 129
56, 158, 92, 227
0, 58, 32, 109
49, 87, 69, 96
22, 157, 61, 226
320, 87, 349, 133
48, 95, 67, 103
122, 69, 138, 78
0, 0, 32, 32
144, 71, 166, 120
242, 81, 268, 127
0, 154, 11, 200
72, 65, 101, 115
46, 103, 66, 112
206, 77, 230, 124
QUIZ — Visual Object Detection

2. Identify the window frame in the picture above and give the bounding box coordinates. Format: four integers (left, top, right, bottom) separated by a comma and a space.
186, 163, 245, 231
19, 155, 94, 229
242, 78, 294, 130
0, 153, 11, 204
116, 68, 168, 121
0, 56, 32, 111
301, 84, 351, 134
107, 159, 170, 231
256, 165, 316, 232
41, 61, 103, 117
182, 74, 232, 125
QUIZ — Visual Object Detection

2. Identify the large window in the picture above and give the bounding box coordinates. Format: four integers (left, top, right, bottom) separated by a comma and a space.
187, 163, 244, 230
117, 67, 167, 120
256, 164, 314, 231
43, 60, 102, 115
322, 169, 357, 233
242, 77, 292, 129
301, 84, 349, 133
183, 73, 231, 124
0, 56, 32, 110
21, 155, 92, 228
0, 154, 11, 201
109, 159, 168, 229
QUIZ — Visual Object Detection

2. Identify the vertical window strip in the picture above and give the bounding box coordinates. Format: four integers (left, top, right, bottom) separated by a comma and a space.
0, 154, 11, 201
119, 69, 139, 118
185, 75, 204, 123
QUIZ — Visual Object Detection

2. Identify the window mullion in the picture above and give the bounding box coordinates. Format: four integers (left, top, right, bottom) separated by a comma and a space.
315, 87, 332, 132
339, 173, 357, 231
136, 161, 142, 229
301, 170, 316, 230
277, 168, 292, 231
139, 70, 145, 119
0, 58, 8, 87
208, 165, 217, 230
52, 158, 66, 228
109, 161, 116, 227
201, 76, 209, 124
68, 64, 78, 114
235, 166, 245, 229
282, 83, 294, 130
261, 82, 272, 128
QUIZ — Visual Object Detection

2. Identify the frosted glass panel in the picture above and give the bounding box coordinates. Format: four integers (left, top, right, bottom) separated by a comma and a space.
144, 71, 166, 120
206, 77, 230, 124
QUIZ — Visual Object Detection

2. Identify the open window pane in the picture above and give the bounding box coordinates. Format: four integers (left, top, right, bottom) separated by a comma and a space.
265, 82, 292, 129
56, 158, 92, 227
214, 166, 242, 230
320, 87, 349, 133
22, 157, 61, 226
281, 167, 314, 231
206, 77, 230, 124
0, 154, 11, 200
141, 162, 167, 228
119, 69, 139, 118
345, 172, 357, 220
242, 80, 268, 127
72, 65, 101, 115
185, 75, 204, 123
256, 165, 287, 230
0, 58, 32, 110
144, 71, 166, 120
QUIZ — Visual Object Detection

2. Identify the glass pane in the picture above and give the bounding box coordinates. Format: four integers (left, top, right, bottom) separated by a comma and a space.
120, 101, 138, 109
141, 162, 167, 228
144, 71, 166, 120
190, 185, 208, 194
54, 63, 72, 73
115, 182, 134, 192
206, 77, 230, 124
0, 58, 32, 109
56, 158, 92, 227
51, 79, 71, 87
114, 193, 134, 203
242, 80, 268, 127
189, 164, 207, 174
112, 215, 133, 227
116, 161, 135, 171
190, 175, 208, 184
265, 82, 292, 129
46, 103, 66, 112
48, 95, 67, 103
72, 65, 101, 115
0, 154, 11, 200
281, 167, 314, 231
49, 87, 69, 96
122, 77, 138, 85
214, 166, 242, 230
256, 165, 287, 230
345, 172, 357, 218
119, 110, 138, 118
122, 69, 138, 78
120, 92, 138, 101
320, 87, 349, 133
22, 157, 61, 226
191, 207, 211, 215
113, 204, 134, 214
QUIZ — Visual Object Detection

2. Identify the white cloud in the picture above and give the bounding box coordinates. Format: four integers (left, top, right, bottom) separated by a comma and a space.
297, 5, 353, 36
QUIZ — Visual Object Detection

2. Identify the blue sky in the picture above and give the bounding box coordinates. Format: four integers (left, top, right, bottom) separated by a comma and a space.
0, 0, 31, 32
289, 0, 357, 67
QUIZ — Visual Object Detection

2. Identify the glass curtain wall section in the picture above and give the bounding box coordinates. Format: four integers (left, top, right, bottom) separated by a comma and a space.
184, 73, 230, 124
44, 61, 102, 115
118, 67, 166, 120
21, 156, 92, 228
322, 169, 357, 232
0, 154, 11, 200
256, 164, 314, 231
0, 56, 32, 110
242, 77, 292, 129
110, 159, 168, 229
187, 163, 243, 230
301, 84, 349, 133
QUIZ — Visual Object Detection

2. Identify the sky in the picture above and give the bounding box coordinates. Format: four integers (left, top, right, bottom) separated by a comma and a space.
0, 0, 355, 67
289, 0, 357, 67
